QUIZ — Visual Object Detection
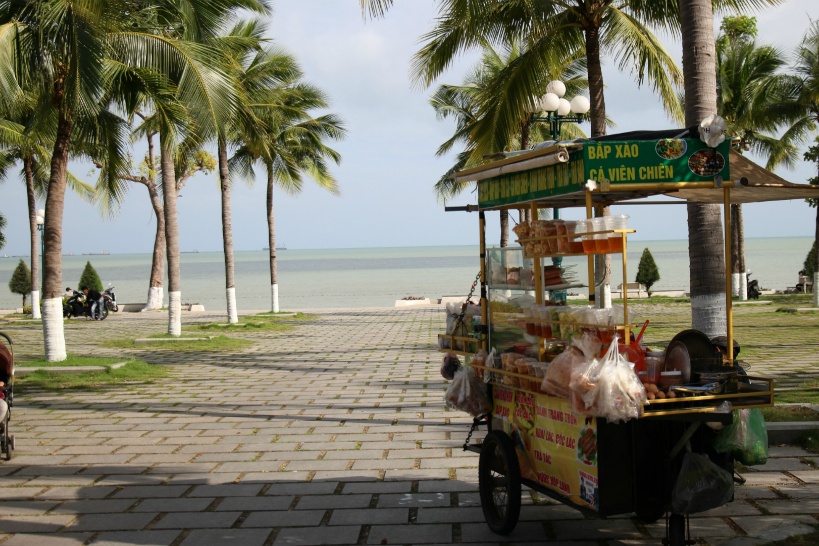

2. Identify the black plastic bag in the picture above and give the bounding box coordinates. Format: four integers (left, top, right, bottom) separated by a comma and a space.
671, 451, 733, 514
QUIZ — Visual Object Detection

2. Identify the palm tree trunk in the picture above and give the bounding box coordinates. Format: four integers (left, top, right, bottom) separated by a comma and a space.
680, 0, 726, 337
267, 167, 279, 312
736, 204, 748, 300
25, 157, 41, 320
814, 206, 818, 307
160, 133, 182, 336
500, 210, 509, 247
585, 26, 612, 307
41, 107, 72, 361
143, 133, 164, 311
144, 181, 166, 311
219, 141, 238, 323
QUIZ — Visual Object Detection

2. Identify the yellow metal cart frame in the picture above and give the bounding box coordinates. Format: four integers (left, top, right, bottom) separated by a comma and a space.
441, 131, 819, 545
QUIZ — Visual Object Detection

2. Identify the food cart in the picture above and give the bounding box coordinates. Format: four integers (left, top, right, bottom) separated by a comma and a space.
438, 128, 819, 545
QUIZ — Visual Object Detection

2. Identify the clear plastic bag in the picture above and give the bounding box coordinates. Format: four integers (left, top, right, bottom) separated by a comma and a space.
542, 331, 601, 399
444, 367, 491, 417
574, 336, 646, 422
713, 408, 768, 466
671, 450, 734, 514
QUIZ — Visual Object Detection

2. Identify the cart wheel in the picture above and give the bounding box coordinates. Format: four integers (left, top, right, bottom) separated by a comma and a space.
667, 513, 686, 546
478, 430, 521, 535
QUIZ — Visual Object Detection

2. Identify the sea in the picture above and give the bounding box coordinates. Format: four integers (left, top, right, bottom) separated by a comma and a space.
0, 237, 814, 312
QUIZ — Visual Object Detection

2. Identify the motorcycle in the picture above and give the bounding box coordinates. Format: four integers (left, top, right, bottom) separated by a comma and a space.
747, 275, 760, 300
103, 285, 118, 313
63, 290, 109, 320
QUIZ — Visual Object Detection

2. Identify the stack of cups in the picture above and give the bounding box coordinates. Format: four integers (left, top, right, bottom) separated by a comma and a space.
608, 214, 629, 252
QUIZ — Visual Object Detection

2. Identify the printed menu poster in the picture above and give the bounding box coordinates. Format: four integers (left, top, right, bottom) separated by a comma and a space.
492, 387, 599, 510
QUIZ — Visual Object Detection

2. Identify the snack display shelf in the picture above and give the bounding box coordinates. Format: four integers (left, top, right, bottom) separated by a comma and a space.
640, 377, 774, 419
437, 334, 479, 357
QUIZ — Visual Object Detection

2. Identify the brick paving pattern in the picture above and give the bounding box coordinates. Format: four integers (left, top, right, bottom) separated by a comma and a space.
0, 303, 816, 545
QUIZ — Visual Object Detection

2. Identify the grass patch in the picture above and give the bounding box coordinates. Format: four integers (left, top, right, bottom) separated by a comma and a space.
16, 355, 127, 368
774, 381, 819, 405
194, 312, 313, 332
794, 429, 819, 454
101, 335, 252, 352
16, 358, 169, 391
760, 406, 819, 422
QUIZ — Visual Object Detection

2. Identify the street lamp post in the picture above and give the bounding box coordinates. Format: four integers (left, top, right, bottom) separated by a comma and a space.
531, 80, 590, 140
530, 81, 591, 303
36, 209, 45, 287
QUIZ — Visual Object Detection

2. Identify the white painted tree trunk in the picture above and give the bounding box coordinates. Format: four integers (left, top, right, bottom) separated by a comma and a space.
731, 273, 740, 297
143, 286, 164, 311
168, 291, 182, 337
42, 298, 66, 361
271, 283, 279, 313
226, 287, 238, 324
739, 274, 748, 301
596, 283, 612, 309
31, 290, 41, 319
691, 293, 727, 337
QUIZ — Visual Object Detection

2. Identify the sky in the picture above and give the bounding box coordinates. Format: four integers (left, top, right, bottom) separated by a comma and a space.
1, 0, 818, 257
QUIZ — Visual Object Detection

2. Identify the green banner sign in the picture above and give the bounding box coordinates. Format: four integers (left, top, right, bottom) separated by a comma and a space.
584, 138, 730, 185
477, 138, 731, 209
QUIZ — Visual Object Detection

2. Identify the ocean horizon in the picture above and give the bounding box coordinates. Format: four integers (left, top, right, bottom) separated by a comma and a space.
1, 237, 814, 312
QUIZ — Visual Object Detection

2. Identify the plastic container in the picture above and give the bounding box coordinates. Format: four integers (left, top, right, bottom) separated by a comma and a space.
565, 221, 582, 253
644, 354, 663, 384
658, 370, 683, 390
579, 219, 595, 254
608, 214, 629, 252
590, 217, 609, 252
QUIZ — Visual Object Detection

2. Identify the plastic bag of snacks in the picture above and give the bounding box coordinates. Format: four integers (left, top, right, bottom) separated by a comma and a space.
542, 332, 602, 399
713, 408, 768, 466
575, 336, 646, 422
444, 367, 491, 417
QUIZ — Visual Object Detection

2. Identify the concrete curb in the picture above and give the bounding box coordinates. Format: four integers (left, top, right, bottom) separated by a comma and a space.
15, 361, 128, 375
766, 421, 819, 444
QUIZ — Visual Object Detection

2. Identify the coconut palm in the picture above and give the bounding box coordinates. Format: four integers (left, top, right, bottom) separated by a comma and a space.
230, 46, 345, 312
0, 0, 142, 359
430, 40, 587, 245
716, 16, 798, 301
0, 103, 94, 320
779, 21, 819, 306
207, 20, 270, 324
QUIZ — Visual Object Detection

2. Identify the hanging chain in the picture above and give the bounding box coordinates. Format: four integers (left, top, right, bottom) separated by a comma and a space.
463, 415, 487, 451
455, 271, 482, 321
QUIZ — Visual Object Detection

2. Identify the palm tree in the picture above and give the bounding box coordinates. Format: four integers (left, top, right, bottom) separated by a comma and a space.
716, 15, 798, 301
209, 20, 268, 324
430, 41, 587, 244
230, 46, 345, 312
0, 0, 139, 360
780, 22, 819, 306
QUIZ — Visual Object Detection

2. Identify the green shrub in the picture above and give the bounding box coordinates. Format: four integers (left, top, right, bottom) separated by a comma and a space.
8, 259, 32, 308
78, 261, 103, 292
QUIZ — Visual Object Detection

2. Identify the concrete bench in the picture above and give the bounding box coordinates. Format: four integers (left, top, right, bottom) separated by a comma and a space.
617, 282, 646, 298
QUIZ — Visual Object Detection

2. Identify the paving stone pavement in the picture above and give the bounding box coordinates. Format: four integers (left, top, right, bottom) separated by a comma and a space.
0, 306, 817, 545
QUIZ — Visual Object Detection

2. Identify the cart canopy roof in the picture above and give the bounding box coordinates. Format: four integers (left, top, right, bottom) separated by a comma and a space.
454, 128, 819, 210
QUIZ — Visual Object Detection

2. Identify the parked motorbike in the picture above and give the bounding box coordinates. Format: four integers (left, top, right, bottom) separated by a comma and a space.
103, 285, 118, 312
747, 277, 760, 300
63, 290, 109, 320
